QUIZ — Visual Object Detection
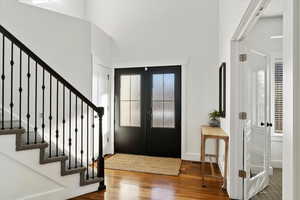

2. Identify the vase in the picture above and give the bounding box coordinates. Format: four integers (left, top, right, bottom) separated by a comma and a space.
209, 119, 220, 127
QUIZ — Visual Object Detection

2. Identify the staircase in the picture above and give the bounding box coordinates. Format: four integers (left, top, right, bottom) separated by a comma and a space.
0, 24, 106, 196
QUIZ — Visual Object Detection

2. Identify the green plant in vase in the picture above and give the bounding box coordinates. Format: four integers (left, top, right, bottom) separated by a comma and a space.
208, 110, 221, 127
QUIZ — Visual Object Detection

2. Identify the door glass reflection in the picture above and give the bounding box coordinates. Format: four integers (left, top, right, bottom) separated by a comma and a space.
152, 74, 175, 128
120, 74, 141, 127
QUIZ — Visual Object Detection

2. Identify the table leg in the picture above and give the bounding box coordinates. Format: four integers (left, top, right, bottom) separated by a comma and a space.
223, 138, 229, 190
216, 138, 219, 165
201, 134, 206, 187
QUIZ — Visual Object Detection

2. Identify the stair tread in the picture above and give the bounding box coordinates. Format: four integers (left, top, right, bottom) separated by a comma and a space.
0, 128, 25, 135
15, 130, 48, 152
81, 176, 103, 186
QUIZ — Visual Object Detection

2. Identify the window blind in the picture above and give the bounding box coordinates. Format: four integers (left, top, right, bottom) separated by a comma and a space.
274, 62, 283, 133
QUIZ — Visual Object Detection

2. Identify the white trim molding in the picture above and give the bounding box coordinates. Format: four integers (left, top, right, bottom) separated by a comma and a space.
108, 59, 190, 160
271, 160, 282, 168
282, 0, 298, 199
182, 153, 200, 162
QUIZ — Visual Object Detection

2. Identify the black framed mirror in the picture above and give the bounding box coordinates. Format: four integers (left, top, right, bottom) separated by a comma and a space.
219, 62, 226, 118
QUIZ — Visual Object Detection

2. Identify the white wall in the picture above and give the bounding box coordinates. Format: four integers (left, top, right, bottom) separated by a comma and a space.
0, 0, 92, 98
219, 0, 252, 136
18, 0, 86, 19
219, 0, 252, 198
85, 0, 103, 29
0, 1, 94, 159
86, 0, 220, 161
90, 24, 113, 67
0, 0, 114, 104
264, 0, 284, 16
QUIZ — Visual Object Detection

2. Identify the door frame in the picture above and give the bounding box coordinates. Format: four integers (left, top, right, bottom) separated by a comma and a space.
230, 0, 296, 199
113, 66, 182, 157
111, 63, 188, 159
92, 55, 114, 155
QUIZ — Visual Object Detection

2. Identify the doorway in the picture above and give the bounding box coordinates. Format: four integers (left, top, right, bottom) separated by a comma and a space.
232, 1, 284, 199
114, 66, 181, 158
92, 62, 113, 155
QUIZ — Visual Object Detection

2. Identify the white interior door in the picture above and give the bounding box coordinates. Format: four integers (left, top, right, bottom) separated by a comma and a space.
240, 48, 271, 199
92, 63, 112, 155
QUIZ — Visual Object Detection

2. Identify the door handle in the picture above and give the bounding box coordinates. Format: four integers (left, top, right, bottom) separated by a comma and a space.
267, 123, 273, 127
260, 122, 265, 126
147, 110, 152, 119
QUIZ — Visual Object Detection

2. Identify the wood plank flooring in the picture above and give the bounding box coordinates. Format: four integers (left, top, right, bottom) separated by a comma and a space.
71, 161, 229, 200
252, 168, 282, 200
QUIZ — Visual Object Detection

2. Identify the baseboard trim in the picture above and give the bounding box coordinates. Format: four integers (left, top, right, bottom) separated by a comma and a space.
17, 188, 64, 200
271, 160, 282, 168
182, 152, 220, 163
182, 152, 200, 161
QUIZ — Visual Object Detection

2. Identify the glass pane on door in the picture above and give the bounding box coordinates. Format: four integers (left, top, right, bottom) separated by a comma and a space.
241, 51, 270, 199
249, 68, 265, 177
152, 73, 175, 128
120, 74, 141, 127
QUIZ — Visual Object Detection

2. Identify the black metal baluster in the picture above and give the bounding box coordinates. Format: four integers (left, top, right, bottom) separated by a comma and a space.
92, 110, 95, 179
49, 75, 52, 157
42, 69, 45, 143
0, 26, 107, 188
10, 42, 14, 129
97, 107, 105, 190
81, 100, 83, 167
26, 56, 30, 144
56, 80, 59, 157
34, 62, 37, 143
2, 35, 5, 130
62, 86, 65, 155
19, 49, 22, 129
68, 90, 72, 169
86, 106, 89, 180
75, 96, 78, 168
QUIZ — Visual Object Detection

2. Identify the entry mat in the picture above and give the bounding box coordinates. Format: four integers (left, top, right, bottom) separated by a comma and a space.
105, 153, 182, 176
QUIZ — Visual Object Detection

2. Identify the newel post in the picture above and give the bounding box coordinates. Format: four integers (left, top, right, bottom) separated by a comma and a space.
97, 107, 106, 191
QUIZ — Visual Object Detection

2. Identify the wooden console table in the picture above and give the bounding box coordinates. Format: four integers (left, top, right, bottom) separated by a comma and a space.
200, 126, 229, 190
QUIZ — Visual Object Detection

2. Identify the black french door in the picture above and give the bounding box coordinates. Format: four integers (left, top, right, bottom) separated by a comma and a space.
114, 66, 181, 158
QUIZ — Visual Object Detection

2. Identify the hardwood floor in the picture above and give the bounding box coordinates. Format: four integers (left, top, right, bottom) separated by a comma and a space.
71, 161, 229, 200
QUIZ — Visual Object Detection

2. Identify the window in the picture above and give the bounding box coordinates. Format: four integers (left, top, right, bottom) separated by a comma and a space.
120, 75, 141, 127
274, 62, 283, 133
152, 73, 175, 128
